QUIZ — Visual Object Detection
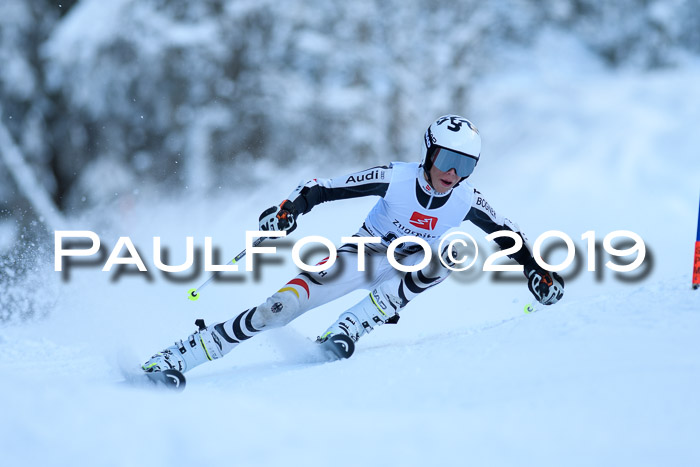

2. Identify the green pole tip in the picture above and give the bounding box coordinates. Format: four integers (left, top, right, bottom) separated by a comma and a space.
524, 304, 534, 314
188, 288, 200, 301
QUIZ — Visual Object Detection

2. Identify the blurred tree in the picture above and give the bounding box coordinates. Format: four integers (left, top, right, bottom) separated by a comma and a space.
0, 0, 698, 241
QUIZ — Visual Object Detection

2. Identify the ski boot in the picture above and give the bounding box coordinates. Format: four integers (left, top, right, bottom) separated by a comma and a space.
142, 319, 229, 374
316, 291, 402, 360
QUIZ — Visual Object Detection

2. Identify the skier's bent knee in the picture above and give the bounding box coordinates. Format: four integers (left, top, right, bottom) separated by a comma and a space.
253, 292, 302, 329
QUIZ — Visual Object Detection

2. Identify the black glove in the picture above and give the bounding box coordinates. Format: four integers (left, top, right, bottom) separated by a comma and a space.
259, 200, 298, 234
524, 258, 565, 306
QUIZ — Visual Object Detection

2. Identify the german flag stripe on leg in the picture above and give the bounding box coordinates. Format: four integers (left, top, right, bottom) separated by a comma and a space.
277, 278, 311, 299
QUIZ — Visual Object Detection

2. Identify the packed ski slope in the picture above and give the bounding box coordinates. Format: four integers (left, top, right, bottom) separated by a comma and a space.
2, 31, 700, 467
2, 278, 698, 466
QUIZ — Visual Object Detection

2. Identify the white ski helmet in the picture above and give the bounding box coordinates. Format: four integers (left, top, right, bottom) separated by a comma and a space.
421, 115, 481, 179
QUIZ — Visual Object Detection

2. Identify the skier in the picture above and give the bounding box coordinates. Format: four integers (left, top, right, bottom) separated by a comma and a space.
142, 115, 564, 375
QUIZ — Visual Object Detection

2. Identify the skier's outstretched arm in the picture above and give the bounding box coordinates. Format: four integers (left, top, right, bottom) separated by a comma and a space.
464, 189, 565, 305
258, 165, 392, 233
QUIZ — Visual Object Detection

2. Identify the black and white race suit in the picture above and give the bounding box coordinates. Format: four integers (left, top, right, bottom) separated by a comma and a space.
213, 162, 534, 347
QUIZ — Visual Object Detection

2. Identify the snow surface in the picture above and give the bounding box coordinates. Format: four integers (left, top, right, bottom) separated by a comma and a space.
2, 28, 700, 467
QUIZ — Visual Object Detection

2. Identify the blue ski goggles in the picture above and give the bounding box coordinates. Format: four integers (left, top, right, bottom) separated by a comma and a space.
430, 146, 478, 178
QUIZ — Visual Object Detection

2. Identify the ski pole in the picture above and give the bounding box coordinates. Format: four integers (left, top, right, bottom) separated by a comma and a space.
187, 237, 265, 301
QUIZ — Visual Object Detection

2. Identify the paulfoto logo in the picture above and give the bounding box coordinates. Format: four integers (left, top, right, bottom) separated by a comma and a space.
54, 229, 648, 276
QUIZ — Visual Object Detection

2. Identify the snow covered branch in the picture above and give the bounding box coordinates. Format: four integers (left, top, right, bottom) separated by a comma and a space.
0, 107, 66, 232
